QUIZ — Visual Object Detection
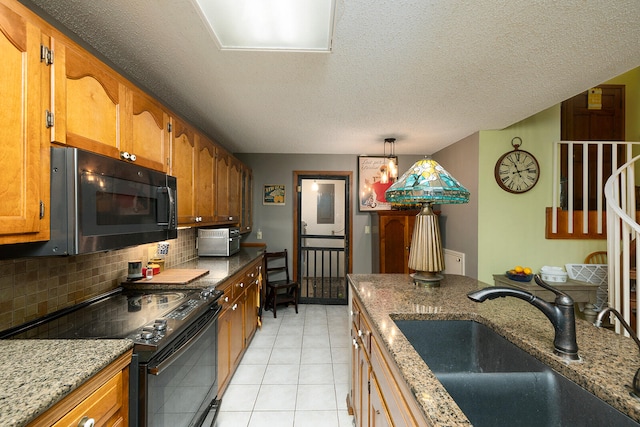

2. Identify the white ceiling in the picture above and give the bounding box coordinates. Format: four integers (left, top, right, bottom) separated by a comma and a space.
23, 0, 640, 155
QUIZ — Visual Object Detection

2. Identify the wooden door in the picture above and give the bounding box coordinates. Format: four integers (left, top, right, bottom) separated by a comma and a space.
0, 3, 49, 242
560, 85, 625, 210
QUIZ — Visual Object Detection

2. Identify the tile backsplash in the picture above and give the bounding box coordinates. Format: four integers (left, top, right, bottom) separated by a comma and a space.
0, 228, 197, 332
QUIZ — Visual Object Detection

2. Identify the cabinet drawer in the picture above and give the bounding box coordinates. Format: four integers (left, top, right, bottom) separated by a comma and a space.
52, 370, 124, 427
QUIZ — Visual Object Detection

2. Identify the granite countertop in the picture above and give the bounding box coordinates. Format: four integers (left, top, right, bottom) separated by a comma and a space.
348, 273, 640, 426
123, 246, 265, 291
0, 248, 263, 426
0, 339, 133, 427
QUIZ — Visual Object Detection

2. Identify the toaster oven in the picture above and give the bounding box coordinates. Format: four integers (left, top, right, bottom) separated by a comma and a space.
197, 227, 241, 256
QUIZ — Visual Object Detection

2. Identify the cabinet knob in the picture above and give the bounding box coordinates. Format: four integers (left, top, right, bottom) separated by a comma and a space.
130, 153, 137, 162
78, 417, 95, 427
239, 282, 244, 288
224, 296, 229, 302
120, 151, 130, 160
232, 303, 238, 310
358, 329, 363, 337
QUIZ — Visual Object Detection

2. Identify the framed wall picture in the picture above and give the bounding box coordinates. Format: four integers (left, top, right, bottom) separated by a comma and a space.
358, 156, 397, 211
263, 184, 286, 205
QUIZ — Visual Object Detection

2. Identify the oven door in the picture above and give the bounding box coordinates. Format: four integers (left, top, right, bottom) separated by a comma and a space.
138, 306, 221, 427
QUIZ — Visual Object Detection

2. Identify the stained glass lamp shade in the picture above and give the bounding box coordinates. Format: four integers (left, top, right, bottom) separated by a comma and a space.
385, 158, 470, 286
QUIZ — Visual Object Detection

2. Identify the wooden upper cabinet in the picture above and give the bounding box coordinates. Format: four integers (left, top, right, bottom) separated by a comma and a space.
216, 147, 232, 222
0, 1, 50, 243
171, 117, 197, 225
228, 157, 242, 222
195, 134, 216, 224
51, 38, 125, 157
127, 86, 171, 172
240, 165, 253, 233
51, 36, 170, 172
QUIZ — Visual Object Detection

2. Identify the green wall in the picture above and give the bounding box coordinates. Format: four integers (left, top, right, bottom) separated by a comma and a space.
477, 67, 640, 285
478, 107, 605, 285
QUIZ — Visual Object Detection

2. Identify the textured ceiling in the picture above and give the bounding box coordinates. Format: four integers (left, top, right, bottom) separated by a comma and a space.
22, 0, 640, 155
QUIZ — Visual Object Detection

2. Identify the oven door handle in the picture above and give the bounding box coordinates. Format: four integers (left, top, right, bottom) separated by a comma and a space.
147, 305, 221, 376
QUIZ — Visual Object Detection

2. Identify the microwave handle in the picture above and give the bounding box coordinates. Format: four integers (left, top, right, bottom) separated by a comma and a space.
156, 186, 175, 227
167, 187, 175, 228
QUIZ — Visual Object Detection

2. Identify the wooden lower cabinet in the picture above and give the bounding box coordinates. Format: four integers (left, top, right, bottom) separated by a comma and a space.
217, 257, 262, 395
28, 349, 132, 427
350, 294, 425, 427
369, 374, 393, 427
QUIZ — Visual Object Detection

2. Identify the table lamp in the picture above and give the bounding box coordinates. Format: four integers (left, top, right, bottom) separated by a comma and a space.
385, 158, 469, 286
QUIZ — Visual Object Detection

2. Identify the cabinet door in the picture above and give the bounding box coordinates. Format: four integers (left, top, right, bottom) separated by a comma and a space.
240, 165, 253, 233
0, 3, 49, 243
171, 117, 197, 225
215, 147, 231, 222
369, 375, 393, 427
217, 309, 232, 394
380, 215, 411, 273
195, 134, 216, 223
228, 157, 242, 222
52, 38, 126, 157
230, 297, 244, 367
243, 274, 258, 345
127, 86, 170, 172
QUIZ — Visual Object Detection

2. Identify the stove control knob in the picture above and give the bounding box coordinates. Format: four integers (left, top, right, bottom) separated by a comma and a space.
154, 319, 167, 331
141, 329, 155, 340
201, 289, 211, 298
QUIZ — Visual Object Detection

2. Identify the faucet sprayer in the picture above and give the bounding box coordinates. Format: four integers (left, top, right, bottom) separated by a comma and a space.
595, 307, 640, 394
467, 274, 579, 361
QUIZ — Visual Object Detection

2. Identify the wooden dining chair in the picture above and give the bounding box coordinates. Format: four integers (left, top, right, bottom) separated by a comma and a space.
584, 251, 607, 264
263, 249, 299, 318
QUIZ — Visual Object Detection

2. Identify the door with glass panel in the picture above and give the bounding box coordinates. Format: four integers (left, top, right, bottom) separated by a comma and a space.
293, 172, 352, 305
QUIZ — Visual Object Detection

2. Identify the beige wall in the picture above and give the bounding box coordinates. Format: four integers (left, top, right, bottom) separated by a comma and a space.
0, 228, 197, 331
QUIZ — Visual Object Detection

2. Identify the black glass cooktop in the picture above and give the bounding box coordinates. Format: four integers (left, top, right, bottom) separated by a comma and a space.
5, 289, 190, 340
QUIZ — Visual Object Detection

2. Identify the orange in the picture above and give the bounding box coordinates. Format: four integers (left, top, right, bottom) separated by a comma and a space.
514, 266, 524, 273
523, 267, 532, 275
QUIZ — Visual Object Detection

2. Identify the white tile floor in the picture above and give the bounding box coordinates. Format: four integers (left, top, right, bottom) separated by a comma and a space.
214, 304, 355, 427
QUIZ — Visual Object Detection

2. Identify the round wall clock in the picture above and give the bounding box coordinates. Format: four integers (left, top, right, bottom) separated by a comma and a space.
494, 137, 540, 194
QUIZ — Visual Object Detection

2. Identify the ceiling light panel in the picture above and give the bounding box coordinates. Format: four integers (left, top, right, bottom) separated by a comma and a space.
193, 0, 336, 51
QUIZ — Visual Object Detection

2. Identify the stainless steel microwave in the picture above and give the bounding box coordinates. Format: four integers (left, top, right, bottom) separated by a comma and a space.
4, 147, 177, 257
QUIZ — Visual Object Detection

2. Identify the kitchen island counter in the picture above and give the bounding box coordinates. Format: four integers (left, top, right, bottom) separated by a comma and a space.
349, 273, 640, 425
0, 339, 133, 427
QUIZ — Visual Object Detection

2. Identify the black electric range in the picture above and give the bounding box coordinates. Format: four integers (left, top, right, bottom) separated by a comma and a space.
1, 286, 223, 360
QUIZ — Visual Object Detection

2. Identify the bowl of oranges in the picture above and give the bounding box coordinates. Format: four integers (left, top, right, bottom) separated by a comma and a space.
506, 266, 533, 282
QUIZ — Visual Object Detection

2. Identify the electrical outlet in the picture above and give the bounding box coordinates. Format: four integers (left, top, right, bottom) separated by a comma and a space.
257, 229, 263, 240
365, 225, 370, 234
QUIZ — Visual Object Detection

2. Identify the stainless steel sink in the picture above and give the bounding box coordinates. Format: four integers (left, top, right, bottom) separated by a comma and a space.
394, 319, 640, 427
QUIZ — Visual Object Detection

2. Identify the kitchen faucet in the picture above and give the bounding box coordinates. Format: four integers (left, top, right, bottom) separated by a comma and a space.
595, 307, 640, 394
467, 274, 579, 361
